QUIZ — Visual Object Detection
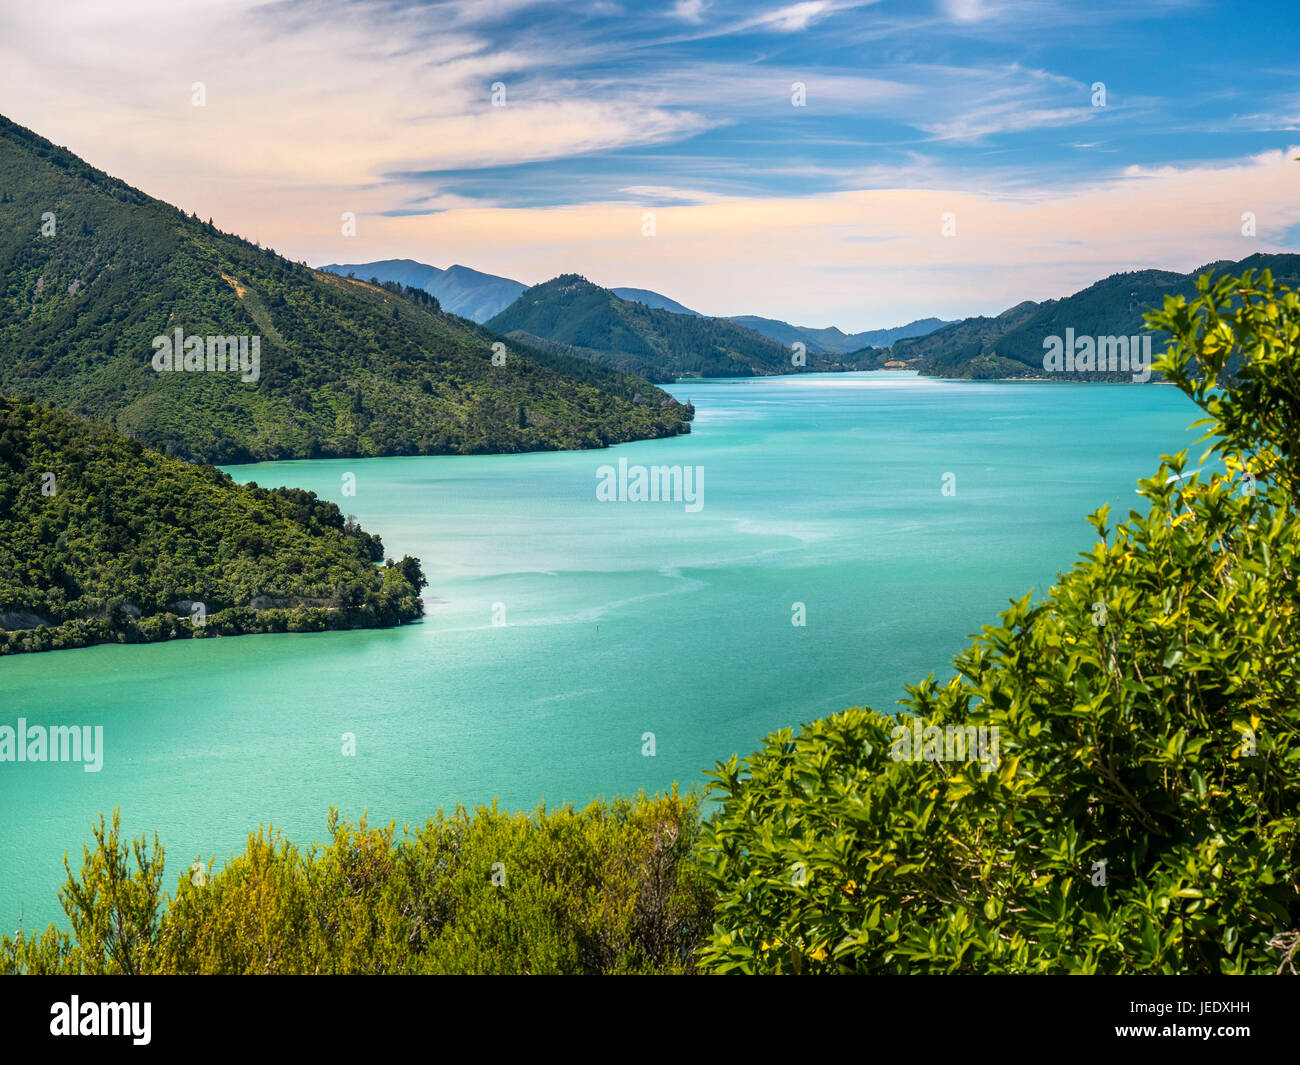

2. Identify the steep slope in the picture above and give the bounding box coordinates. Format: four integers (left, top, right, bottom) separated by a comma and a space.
610, 287, 702, 316
867, 254, 1300, 379
486, 274, 869, 380
429, 264, 527, 321
0, 396, 425, 655
0, 114, 689, 463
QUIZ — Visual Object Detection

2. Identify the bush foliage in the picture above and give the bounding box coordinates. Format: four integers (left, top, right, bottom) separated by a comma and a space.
698, 268, 1300, 973
1, 796, 712, 975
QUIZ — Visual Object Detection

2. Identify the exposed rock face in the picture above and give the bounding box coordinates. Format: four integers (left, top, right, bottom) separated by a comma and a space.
0, 609, 51, 630
3, 604, 144, 629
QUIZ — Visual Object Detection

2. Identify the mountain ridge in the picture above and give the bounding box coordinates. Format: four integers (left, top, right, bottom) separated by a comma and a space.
320, 260, 527, 322
484, 274, 875, 380
728, 314, 954, 354
322, 258, 953, 352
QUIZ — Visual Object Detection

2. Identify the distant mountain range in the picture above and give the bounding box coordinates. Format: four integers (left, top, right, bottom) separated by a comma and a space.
728, 314, 954, 354
856, 253, 1300, 380
319, 251, 1300, 387
320, 258, 951, 357
610, 287, 702, 317
484, 274, 878, 380
320, 259, 526, 322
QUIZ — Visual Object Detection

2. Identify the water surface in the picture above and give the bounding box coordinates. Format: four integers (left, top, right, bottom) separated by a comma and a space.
0, 373, 1202, 933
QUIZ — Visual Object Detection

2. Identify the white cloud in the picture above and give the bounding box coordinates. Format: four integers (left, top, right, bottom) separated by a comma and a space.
755, 2, 837, 32
1, 0, 1284, 330
275, 146, 1300, 330
0, 0, 713, 191
944, 0, 991, 21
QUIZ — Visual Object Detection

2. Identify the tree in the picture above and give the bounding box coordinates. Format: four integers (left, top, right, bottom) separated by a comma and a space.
394, 554, 427, 594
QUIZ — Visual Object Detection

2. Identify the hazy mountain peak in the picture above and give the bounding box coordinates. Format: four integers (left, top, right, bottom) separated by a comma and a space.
320, 258, 527, 321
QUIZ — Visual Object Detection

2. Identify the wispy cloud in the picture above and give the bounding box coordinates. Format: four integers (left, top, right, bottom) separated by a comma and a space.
750, 2, 849, 33
0, 0, 1289, 327
672, 0, 709, 23
307, 146, 1300, 330
943, 0, 994, 22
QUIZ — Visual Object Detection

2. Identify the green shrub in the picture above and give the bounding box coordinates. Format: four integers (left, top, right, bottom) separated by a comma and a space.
698, 268, 1300, 974
1, 793, 713, 975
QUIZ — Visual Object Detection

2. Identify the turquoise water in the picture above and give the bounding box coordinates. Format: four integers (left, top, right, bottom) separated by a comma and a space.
0, 372, 1202, 934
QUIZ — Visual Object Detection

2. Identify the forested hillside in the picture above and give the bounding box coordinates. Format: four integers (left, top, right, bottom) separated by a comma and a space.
0, 115, 690, 465
0, 396, 425, 654
857, 254, 1300, 379
487, 274, 871, 380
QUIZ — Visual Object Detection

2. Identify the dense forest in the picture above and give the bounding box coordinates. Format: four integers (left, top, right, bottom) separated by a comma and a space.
6, 268, 1297, 973
854, 253, 1300, 379
0, 396, 425, 654
0, 115, 692, 465
486, 274, 873, 380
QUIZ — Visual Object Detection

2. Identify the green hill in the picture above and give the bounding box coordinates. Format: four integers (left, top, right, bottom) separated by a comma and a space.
854, 300, 1042, 373
0, 115, 690, 464
862, 254, 1300, 379
486, 274, 869, 380
0, 395, 426, 654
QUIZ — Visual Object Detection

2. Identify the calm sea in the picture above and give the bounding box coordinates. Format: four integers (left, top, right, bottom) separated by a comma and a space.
0, 373, 1202, 933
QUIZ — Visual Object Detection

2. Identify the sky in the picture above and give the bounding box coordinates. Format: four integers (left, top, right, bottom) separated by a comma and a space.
2, 0, 1299, 329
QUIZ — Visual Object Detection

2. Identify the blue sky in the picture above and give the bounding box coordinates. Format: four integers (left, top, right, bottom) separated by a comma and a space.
3, 0, 1299, 327
386, 0, 1300, 209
